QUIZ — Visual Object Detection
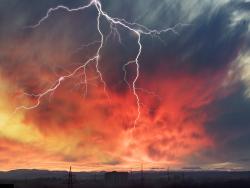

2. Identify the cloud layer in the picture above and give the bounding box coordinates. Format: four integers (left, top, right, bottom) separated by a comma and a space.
0, 0, 249, 171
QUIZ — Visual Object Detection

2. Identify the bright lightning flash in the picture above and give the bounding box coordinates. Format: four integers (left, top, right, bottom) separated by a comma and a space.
16, 0, 185, 128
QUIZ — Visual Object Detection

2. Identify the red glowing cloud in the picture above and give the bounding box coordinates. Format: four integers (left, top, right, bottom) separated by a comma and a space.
0, 52, 226, 170
0, 0, 242, 171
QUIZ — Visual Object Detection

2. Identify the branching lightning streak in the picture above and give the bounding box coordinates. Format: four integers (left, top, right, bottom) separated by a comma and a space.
17, 0, 183, 128
136, 88, 162, 101
106, 23, 122, 44
15, 56, 97, 111
72, 40, 101, 55
27, 1, 95, 29
95, 7, 110, 99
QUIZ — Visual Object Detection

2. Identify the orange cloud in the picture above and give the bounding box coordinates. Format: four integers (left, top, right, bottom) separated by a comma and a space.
0, 30, 227, 171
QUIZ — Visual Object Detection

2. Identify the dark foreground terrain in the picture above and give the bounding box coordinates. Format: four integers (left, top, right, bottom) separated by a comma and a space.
1, 170, 250, 188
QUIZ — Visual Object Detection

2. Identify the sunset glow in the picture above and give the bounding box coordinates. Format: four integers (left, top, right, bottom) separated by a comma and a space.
0, 0, 249, 171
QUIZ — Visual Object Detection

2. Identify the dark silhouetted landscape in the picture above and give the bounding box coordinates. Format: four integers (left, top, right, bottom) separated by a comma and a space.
1, 170, 250, 188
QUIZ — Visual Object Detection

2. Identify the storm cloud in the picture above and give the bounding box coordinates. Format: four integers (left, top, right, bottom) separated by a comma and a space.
0, 0, 249, 171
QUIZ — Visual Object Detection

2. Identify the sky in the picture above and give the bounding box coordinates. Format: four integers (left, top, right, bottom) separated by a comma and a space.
0, 0, 249, 171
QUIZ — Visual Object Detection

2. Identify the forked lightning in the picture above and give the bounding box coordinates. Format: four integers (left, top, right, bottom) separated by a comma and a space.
17, 0, 185, 128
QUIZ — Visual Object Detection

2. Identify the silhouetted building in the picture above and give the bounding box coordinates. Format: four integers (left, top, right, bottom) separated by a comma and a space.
105, 171, 129, 186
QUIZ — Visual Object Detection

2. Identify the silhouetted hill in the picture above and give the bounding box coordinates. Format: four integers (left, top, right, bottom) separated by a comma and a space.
1, 169, 250, 180
0, 169, 67, 179
0, 169, 109, 180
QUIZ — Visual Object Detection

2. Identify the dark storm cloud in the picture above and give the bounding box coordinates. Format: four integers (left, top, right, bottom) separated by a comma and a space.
0, 0, 100, 90
139, 1, 248, 75
184, 82, 250, 168
0, 0, 97, 43
1, 0, 248, 75
206, 86, 250, 138
201, 86, 250, 165
237, 1, 250, 10
0, 0, 248, 113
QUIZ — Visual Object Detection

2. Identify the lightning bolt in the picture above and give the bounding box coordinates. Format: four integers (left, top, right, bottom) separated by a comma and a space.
16, 0, 185, 128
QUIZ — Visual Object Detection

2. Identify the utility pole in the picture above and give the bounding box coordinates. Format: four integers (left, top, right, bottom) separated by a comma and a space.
68, 166, 73, 188
167, 167, 170, 181
141, 163, 144, 188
